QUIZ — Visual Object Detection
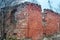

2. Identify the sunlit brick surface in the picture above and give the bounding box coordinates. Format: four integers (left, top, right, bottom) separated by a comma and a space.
15, 2, 43, 40
11, 3, 60, 40
44, 9, 60, 36
1, 2, 60, 40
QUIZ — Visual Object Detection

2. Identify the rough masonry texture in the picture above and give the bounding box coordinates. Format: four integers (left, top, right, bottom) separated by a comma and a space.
0, 2, 60, 40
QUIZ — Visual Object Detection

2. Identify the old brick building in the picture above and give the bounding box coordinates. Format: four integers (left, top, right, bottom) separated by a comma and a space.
13, 3, 60, 40
14, 2, 43, 40
0, 2, 60, 40
43, 9, 60, 36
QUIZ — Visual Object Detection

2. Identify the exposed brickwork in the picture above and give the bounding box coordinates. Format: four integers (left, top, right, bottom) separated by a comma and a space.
0, 2, 60, 40
15, 2, 43, 40
43, 9, 60, 36
26, 3, 43, 40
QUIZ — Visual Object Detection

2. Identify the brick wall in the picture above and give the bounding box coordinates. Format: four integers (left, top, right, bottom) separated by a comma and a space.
43, 9, 60, 36
0, 2, 60, 40
15, 2, 43, 40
